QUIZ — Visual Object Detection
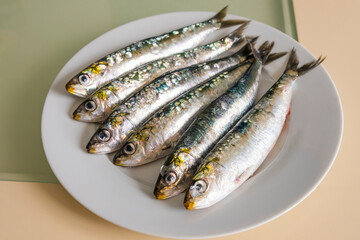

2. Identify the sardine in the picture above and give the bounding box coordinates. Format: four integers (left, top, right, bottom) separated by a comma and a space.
183, 50, 325, 210
113, 61, 252, 167
72, 24, 251, 122
86, 47, 253, 154
154, 42, 279, 199
114, 45, 285, 167
65, 6, 246, 97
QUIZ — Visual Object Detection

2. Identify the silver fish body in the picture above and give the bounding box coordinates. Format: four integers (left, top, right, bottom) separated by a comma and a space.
65, 6, 245, 98
86, 50, 249, 154
72, 24, 250, 122
153, 43, 274, 200
113, 62, 253, 167
184, 50, 325, 210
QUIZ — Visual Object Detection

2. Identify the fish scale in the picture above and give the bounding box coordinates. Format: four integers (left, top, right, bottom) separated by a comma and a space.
184, 50, 325, 210
153, 42, 276, 200
113, 61, 253, 167
65, 6, 246, 98
86, 48, 249, 154
117, 62, 235, 122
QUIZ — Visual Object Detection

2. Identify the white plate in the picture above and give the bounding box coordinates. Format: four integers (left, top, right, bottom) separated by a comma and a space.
41, 11, 343, 239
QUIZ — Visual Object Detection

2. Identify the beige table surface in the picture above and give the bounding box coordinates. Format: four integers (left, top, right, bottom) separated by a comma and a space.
1, 0, 359, 239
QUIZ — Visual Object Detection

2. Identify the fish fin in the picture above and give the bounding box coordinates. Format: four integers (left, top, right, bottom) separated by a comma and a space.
258, 41, 275, 62
229, 39, 246, 52
232, 36, 259, 56
229, 36, 259, 59
225, 23, 250, 49
229, 21, 250, 39
235, 35, 259, 55
250, 41, 274, 64
220, 19, 249, 28
212, 6, 249, 28
211, 6, 229, 23
297, 55, 326, 76
266, 51, 287, 65
246, 35, 259, 45
257, 41, 274, 54
237, 43, 253, 58
285, 49, 325, 75
285, 48, 299, 71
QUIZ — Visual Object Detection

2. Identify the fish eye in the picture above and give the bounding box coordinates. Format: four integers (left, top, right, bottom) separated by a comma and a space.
79, 74, 91, 85
191, 179, 207, 196
97, 129, 111, 142
123, 142, 136, 155
84, 100, 96, 111
164, 171, 177, 185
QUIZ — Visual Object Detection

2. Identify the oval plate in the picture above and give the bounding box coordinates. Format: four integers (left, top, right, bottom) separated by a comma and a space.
41, 11, 343, 239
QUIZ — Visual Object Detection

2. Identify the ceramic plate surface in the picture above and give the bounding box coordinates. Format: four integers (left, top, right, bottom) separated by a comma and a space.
41, 11, 343, 239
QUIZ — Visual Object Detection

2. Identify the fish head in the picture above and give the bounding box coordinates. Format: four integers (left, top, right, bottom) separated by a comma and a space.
86, 112, 134, 154
154, 150, 195, 199
184, 161, 221, 210
73, 90, 115, 122
112, 128, 152, 166
114, 127, 173, 166
65, 61, 111, 97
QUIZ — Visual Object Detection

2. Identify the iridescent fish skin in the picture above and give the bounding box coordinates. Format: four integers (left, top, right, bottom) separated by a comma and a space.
72, 24, 250, 122
86, 50, 250, 154
154, 42, 276, 199
184, 50, 325, 210
113, 62, 252, 167
65, 6, 246, 98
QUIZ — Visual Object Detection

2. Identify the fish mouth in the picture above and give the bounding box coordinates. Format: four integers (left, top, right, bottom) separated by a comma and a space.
113, 157, 131, 166
113, 159, 124, 166
72, 103, 103, 122
66, 85, 76, 94
153, 180, 182, 199
153, 176, 173, 199
113, 159, 137, 167
72, 111, 96, 122
65, 79, 87, 97
184, 201, 195, 210
86, 146, 108, 154
184, 191, 197, 210
154, 192, 168, 200
86, 143, 108, 154
113, 152, 146, 167
86, 140, 120, 154
87, 148, 97, 154
73, 113, 81, 121
154, 184, 182, 199
112, 151, 124, 165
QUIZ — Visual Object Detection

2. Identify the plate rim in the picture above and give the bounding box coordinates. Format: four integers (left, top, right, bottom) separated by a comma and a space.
41, 10, 344, 239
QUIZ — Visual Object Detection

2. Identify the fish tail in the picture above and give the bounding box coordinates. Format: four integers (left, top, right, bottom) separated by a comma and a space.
211, 6, 228, 23
230, 21, 250, 39
297, 55, 326, 76
234, 35, 259, 56
226, 23, 250, 48
220, 19, 249, 28
238, 42, 253, 58
228, 26, 255, 50
285, 49, 325, 75
246, 35, 259, 45
266, 51, 287, 65
285, 48, 299, 71
211, 6, 249, 28
250, 41, 274, 64
230, 36, 259, 59
258, 41, 275, 61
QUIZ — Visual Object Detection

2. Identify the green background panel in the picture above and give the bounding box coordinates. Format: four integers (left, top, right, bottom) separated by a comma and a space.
0, 0, 296, 183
